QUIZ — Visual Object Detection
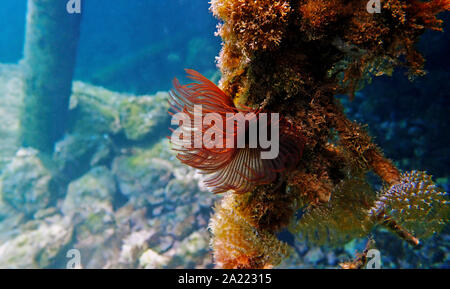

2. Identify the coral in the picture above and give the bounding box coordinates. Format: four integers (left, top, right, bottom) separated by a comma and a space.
196, 0, 450, 268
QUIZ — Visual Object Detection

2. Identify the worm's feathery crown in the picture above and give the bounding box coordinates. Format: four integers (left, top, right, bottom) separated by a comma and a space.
168, 69, 304, 193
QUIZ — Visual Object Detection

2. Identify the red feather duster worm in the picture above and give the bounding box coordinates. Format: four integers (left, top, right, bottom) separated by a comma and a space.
168, 69, 304, 194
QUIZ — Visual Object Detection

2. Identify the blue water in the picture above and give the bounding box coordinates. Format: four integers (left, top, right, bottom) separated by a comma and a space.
0, 0, 220, 94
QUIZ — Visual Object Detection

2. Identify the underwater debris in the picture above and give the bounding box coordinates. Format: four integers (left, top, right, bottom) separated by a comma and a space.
169, 0, 450, 268
21, 0, 81, 153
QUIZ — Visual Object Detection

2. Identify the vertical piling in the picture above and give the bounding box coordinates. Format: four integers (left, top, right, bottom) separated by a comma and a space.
21, 0, 82, 153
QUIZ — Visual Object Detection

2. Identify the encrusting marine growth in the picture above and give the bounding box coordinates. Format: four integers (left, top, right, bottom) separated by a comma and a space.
169, 0, 450, 268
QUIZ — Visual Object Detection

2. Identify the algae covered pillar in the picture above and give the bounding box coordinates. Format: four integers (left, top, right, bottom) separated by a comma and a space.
21, 0, 82, 153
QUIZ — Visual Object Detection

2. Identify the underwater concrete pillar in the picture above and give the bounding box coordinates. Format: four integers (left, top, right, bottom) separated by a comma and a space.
21, 0, 82, 153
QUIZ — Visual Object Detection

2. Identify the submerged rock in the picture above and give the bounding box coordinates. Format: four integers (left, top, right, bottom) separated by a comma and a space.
62, 166, 116, 217
139, 248, 170, 269
166, 230, 212, 268
0, 148, 53, 216
138, 230, 212, 269
0, 215, 73, 269
119, 92, 169, 141
69, 83, 169, 143
53, 133, 113, 181
118, 229, 155, 266
112, 152, 173, 205
62, 166, 116, 241
69, 82, 123, 136
304, 247, 325, 264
